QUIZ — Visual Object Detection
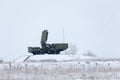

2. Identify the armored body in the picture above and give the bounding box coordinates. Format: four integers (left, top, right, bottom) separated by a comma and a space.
28, 30, 68, 55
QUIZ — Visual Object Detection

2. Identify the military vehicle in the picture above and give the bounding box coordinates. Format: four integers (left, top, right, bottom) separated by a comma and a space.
28, 30, 68, 55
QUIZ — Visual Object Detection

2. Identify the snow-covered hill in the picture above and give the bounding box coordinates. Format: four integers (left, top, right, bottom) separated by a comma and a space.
14, 54, 94, 62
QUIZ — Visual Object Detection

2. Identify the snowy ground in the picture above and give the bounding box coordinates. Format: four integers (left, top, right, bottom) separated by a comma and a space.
0, 70, 120, 80
0, 60, 120, 80
0, 55, 120, 80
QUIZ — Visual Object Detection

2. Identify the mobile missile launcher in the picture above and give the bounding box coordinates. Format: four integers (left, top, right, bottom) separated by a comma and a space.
28, 30, 68, 55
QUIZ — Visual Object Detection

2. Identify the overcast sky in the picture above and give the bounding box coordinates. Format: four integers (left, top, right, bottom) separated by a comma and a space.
0, 0, 120, 61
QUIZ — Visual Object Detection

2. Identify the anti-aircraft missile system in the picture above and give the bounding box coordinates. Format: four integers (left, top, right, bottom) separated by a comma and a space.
28, 30, 68, 55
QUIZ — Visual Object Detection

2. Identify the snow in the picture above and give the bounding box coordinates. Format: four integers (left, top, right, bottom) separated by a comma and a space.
14, 55, 31, 62
26, 54, 75, 62
14, 54, 93, 62
1, 55, 120, 80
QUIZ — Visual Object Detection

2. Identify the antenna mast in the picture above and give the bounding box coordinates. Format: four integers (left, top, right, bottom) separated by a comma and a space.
62, 28, 65, 43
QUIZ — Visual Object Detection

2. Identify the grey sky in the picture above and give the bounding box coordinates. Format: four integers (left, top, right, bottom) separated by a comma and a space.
0, 0, 120, 60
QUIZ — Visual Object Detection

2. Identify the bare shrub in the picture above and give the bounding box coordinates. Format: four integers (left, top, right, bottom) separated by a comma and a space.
83, 50, 96, 57
65, 44, 78, 55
